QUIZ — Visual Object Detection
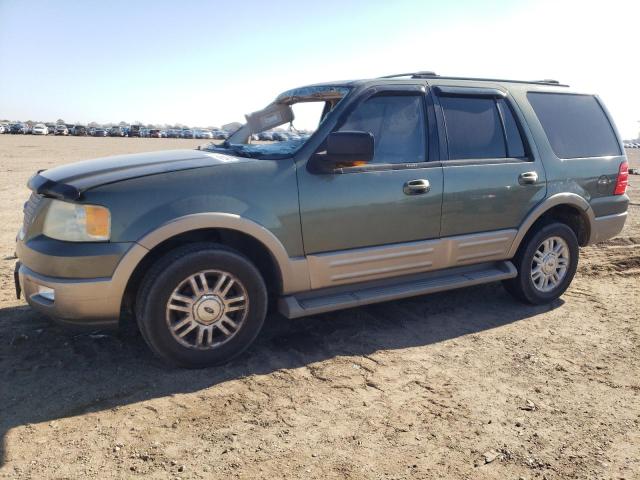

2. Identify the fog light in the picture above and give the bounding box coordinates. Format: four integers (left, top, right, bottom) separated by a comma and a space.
37, 286, 55, 302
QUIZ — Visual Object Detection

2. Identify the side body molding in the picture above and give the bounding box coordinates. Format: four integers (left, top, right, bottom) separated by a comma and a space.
508, 193, 596, 257
135, 213, 311, 294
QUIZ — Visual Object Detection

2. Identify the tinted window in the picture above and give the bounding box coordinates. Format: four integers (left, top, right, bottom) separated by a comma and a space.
497, 99, 525, 158
440, 96, 506, 160
527, 93, 621, 158
339, 95, 426, 164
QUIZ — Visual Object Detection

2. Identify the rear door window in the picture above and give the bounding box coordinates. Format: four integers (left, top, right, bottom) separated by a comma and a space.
527, 92, 621, 158
439, 96, 527, 160
497, 99, 525, 158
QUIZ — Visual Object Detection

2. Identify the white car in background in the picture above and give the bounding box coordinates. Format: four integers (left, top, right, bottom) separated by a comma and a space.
195, 129, 213, 139
55, 125, 69, 135
32, 124, 48, 135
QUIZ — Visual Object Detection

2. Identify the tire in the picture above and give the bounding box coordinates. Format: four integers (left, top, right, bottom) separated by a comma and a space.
135, 243, 268, 368
503, 222, 579, 305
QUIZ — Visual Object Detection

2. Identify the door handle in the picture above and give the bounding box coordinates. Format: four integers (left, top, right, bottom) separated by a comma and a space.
518, 171, 538, 185
403, 179, 430, 195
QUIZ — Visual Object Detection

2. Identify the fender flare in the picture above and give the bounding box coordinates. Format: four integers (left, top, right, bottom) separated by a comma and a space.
132, 213, 310, 294
507, 193, 595, 257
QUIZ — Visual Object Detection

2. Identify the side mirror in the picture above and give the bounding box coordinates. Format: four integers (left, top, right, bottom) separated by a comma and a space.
326, 131, 374, 166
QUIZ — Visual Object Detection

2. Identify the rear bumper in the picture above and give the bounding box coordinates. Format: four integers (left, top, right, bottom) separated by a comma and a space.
589, 211, 628, 244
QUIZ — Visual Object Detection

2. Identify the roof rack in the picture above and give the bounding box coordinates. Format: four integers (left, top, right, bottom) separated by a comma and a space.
379, 72, 568, 87
380, 71, 438, 79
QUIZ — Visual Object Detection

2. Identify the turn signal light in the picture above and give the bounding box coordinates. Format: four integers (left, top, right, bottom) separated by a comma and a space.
85, 205, 111, 238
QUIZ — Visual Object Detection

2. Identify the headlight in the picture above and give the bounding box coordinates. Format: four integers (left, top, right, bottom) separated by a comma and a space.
43, 200, 111, 242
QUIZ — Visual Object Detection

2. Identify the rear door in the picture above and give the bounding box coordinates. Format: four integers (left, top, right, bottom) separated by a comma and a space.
432, 85, 546, 238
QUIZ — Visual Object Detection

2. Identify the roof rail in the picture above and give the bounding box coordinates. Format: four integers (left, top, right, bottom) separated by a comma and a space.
379, 72, 568, 87
380, 71, 438, 79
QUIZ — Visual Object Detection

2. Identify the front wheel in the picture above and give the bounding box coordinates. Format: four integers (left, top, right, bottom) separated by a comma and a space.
136, 243, 268, 368
503, 222, 579, 304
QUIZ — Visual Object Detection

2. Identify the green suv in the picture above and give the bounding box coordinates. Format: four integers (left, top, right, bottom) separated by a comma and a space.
15, 72, 629, 367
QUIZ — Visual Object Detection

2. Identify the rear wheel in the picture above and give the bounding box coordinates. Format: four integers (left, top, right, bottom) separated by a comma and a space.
503, 222, 579, 304
136, 243, 267, 368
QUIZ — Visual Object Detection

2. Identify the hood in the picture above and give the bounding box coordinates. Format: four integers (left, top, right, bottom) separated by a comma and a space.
29, 149, 251, 200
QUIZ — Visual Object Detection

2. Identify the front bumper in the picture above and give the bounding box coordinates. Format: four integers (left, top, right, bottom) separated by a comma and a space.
16, 240, 149, 329
17, 263, 122, 328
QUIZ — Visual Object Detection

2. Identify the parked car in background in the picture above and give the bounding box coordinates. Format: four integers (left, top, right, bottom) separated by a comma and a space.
181, 129, 194, 139
10, 123, 27, 134
166, 129, 179, 138
0, 124, 7, 134
54, 125, 68, 135
109, 126, 126, 137
73, 125, 88, 136
32, 124, 48, 135
257, 131, 274, 141
195, 129, 213, 139
93, 128, 108, 137
149, 129, 161, 138
129, 125, 141, 137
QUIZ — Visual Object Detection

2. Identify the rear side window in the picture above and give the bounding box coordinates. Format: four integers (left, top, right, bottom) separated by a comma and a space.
439, 96, 526, 160
527, 92, 621, 158
497, 99, 525, 158
338, 94, 426, 164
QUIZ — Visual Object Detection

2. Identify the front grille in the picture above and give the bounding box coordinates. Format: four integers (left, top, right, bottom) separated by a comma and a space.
22, 193, 43, 234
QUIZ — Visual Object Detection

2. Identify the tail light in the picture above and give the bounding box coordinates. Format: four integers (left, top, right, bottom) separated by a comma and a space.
614, 161, 628, 195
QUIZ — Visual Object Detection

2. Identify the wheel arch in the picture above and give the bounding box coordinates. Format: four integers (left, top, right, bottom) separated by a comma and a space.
508, 193, 594, 257
113, 213, 310, 325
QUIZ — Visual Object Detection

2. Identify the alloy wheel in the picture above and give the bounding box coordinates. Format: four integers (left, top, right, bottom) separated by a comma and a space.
530, 236, 570, 292
165, 270, 249, 349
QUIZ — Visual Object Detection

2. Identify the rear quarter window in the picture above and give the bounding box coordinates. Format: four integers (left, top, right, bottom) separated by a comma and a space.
527, 92, 621, 159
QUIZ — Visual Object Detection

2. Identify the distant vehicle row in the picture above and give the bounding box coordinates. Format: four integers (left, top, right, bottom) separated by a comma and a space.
624, 142, 640, 148
0, 123, 232, 139
0, 123, 310, 141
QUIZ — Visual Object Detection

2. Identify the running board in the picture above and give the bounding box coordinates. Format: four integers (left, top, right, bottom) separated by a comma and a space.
278, 260, 517, 319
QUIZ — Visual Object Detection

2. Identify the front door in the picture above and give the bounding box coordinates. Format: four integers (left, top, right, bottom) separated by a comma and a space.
297, 88, 443, 288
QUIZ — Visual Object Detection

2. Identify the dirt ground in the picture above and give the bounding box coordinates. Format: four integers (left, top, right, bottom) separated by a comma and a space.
0, 135, 638, 480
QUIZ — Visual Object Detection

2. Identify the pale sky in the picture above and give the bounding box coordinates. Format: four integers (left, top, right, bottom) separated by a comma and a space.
1, 0, 639, 138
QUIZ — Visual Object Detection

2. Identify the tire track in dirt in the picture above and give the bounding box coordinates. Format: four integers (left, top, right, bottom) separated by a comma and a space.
579, 236, 640, 276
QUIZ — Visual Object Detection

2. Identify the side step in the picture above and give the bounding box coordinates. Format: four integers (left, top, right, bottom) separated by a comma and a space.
278, 260, 517, 319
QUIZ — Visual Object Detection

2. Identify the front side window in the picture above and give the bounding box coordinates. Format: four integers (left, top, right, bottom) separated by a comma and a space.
440, 96, 527, 160
338, 94, 426, 164
527, 92, 621, 159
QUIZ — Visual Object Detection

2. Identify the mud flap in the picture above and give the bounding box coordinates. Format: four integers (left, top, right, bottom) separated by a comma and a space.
14, 261, 21, 299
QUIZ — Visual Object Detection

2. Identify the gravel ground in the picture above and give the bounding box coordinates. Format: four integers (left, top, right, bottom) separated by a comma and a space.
0, 136, 638, 479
